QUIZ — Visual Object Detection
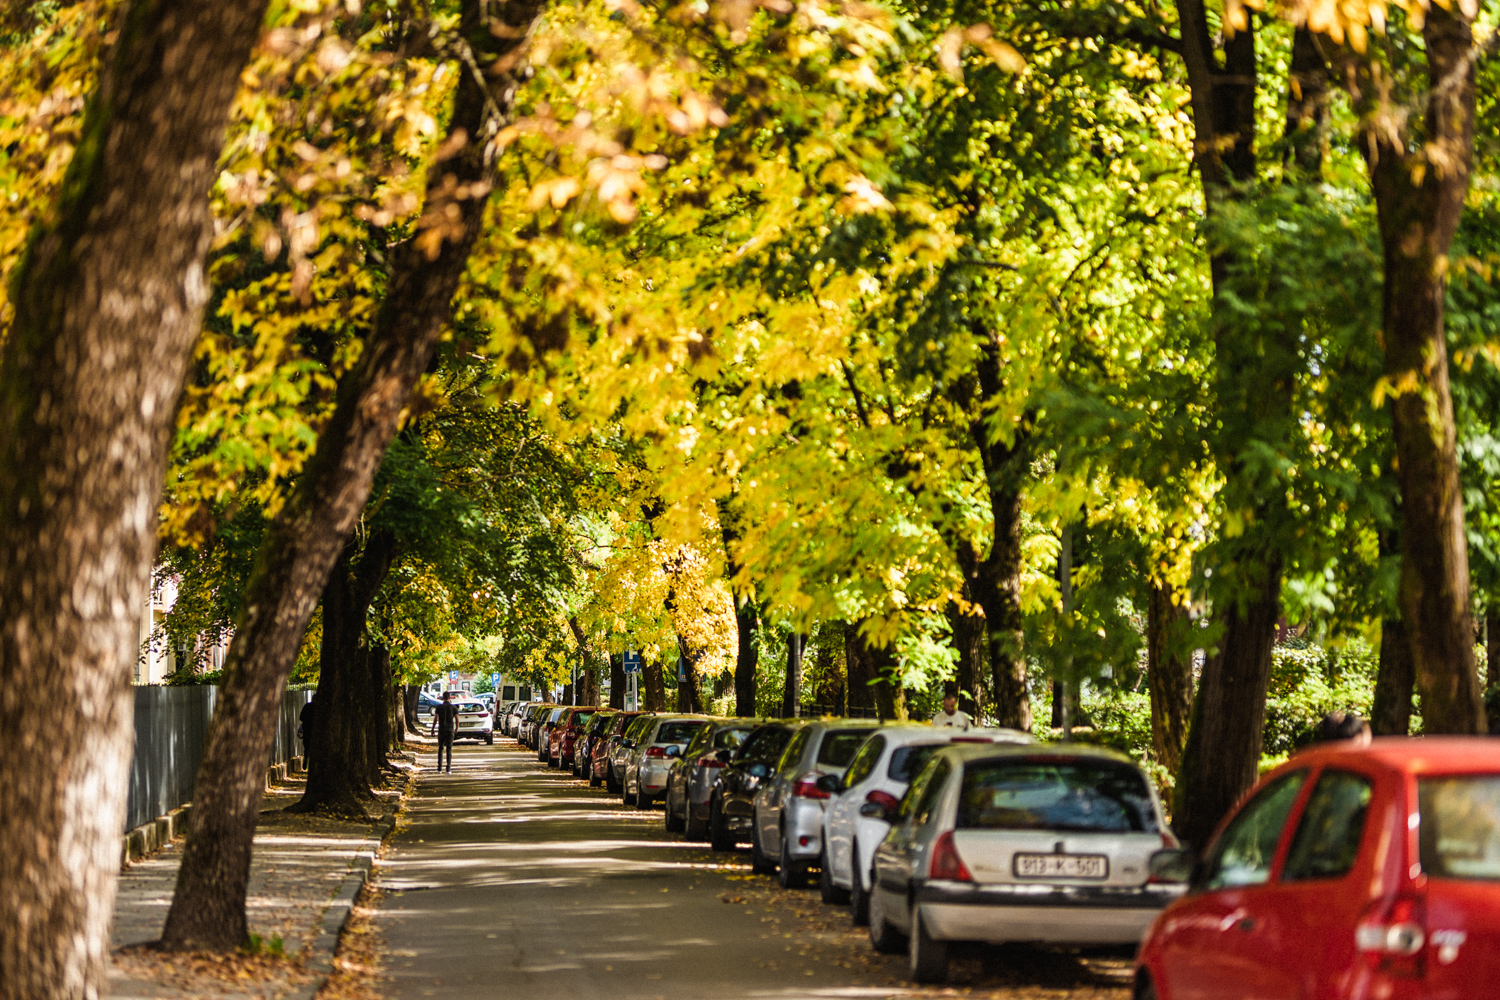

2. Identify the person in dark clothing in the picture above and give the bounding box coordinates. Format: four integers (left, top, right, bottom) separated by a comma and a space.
430, 691, 460, 772
1315, 710, 1372, 745
298, 694, 319, 770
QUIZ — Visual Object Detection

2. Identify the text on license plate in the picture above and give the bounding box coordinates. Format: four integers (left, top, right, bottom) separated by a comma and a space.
1013, 853, 1109, 879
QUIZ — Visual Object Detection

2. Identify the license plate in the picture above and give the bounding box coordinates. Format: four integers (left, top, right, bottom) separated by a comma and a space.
1013, 853, 1109, 879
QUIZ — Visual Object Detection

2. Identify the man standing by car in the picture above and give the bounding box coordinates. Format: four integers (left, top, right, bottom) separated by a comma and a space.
429, 691, 460, 772
932, 693, 972, 730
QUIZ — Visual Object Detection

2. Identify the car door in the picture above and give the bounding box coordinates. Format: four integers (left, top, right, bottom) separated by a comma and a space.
760, 728, 811, 858
828, 735, 885, 885
1155, 769, 1310, 1000
872, 757, 952, 934
1417, 773, 1500, 999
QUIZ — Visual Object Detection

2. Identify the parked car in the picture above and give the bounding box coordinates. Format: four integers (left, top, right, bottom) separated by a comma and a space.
709, 720, 803, 851
867, 742, 1180, 984
451, 697, 494, 744
507, 701, 531, 738
610, 713, 656, 794
500, 701, 523, 737
664, 719, 760, 839
575, 709, 617, 778
623, 715, 709, 808
594, 711, 643, 790
752, 719, 880, 887
549, 706, 600, 769
1135, 736, 1500, 1000
537, 706, 568, 762
521, 703, 555, 748
823, 726, 1031, 920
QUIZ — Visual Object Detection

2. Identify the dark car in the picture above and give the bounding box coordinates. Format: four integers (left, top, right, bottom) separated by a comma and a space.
665, 718, 761, 840
537, 706, 568, 762
549, 706, 601, 769
592, 711, 642, 790
708, 720, 803, 851
521, 703, 555, 749
575, 709, 617, 778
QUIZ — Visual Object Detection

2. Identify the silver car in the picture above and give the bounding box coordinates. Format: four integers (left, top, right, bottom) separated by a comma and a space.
867, 742, 1183, 984
623, 715, 708, 808
821, 725, 1031, 920
664, 718, 760, 839
752, 719, 879, 889
610, 713, 656, 792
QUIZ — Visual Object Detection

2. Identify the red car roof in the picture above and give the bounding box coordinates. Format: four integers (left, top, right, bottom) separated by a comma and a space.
1274, 736, 1500, 777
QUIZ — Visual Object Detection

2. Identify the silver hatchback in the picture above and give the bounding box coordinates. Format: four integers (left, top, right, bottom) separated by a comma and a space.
623, 715, 708, 808
867, 742, 1183, 984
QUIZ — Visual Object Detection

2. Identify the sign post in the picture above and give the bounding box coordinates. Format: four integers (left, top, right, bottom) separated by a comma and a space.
622, 651, 641, 711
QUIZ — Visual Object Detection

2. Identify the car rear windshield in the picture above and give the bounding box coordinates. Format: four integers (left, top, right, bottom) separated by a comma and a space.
957, 757, 1157, 833
1419, 776, 1500, 881
817, 729, 877, 768
655, 721, 705, 745
714, 727, 753, 750
571, 711, 595, 727
889, 743, 947, 783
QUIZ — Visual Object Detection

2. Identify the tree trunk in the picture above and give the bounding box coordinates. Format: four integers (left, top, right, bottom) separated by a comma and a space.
159, 0, 544, 951
403, 684, 421, 732
609, 653, 626, 710
946, 600, 984, 719
388, 655, 406, 747
869, 641, 903, 722
298, 551, 373, 818
734, 597, 760, 716
372, 644, 396, 770
1146, 582, 1194, 774
781, 632, 804, 718
676, 635, 705, 713
1360, 8, 1485, 734
957, 482, 1030, 732
1172, 554, 1282, 852
642, 657, 667, 712
1371, 616, 1416, 736
0, 0, 270, 992
845, 623, 875, 716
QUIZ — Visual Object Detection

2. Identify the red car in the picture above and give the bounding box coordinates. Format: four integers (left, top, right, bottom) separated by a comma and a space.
548, 706, 600, 769
1135, 737, 1500, 1000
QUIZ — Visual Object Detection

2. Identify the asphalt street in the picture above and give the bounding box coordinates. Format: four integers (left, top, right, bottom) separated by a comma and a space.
370, 740, 1131, 1000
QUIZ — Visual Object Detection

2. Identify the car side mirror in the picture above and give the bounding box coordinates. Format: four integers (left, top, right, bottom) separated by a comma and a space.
859, 801, 894, 823
815, 773, 842, 795
746, 762, 770, 779
622, 739, 636, 749
1148, 848, 1195, 885
714, 748, 733, 763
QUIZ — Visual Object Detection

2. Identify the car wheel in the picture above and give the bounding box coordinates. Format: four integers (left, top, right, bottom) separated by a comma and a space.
709, 798, 735, 852
684, 802, 707, 841
665, 794, 685, 832
485, 734, 493, 745
849, 842, 870, 925
1134, 976, 1159, 1000
750, 819, 775, 876
607, 767, 622, 794
820, 851, 850, 905
908, 905, 949, 984
636, 786, 654, 810
867, 885, 906, 954
589, 768, 602, 788
777, 831, 808, 889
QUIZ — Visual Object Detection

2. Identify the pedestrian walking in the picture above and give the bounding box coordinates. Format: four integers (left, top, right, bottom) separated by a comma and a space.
932, 693, 972, 730
430, 691, 460, 772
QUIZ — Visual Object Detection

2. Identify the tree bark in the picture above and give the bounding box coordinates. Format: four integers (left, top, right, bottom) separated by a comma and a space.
1172, 553, 1282, 852
642, 657, 667, 712
159, 0, 544, 951
609, 653, 626, 710
1371, 616, 1416, 736
734, 597, 760, 716
845, 623, 875, 716
1283, 26, 1328, 174
1146, 582, 1194, 774
676, 635, 705, 713
1356, 5, 1485, 734
0, 0, 270, 993
781, 632, 804, 718
946, 600, 984, 719
402, 684, 421, 732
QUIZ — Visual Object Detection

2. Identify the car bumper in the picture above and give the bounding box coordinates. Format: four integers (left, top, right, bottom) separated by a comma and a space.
915, 882, 1180, 945
783, 800, 826, 861
640, 761, 671, 793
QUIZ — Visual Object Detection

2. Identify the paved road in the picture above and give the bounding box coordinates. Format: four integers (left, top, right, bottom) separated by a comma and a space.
371, 741, 1130, 1000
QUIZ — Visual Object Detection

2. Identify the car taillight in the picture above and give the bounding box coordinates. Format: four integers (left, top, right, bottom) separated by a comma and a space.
699, 756, 726, 768
864, 789, 901, 813
929, 831, 973, 882
1160, 830, 1180, 849
1356, 893, 1426, 978
646, 746, 667, 759
792, 775, 830, 799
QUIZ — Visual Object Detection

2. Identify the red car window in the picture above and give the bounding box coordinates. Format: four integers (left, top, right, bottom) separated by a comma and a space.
1419, 775, 1500, 880
1202, 769, 1307, 891
1282, 769, 1373, 882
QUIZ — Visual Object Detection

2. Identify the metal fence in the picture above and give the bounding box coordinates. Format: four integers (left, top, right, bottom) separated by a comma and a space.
125, 685, 311, 832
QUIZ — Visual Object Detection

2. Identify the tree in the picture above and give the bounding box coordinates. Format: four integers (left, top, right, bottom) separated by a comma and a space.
0, 0, 271, 994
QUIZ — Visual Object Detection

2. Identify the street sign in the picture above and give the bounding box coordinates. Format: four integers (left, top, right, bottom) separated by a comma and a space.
677, 654, 687, 684
622, 651, 642, 674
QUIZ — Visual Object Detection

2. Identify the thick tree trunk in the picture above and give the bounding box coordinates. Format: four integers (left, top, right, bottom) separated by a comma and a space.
869, 641, 903, 722
642, 658, 667, 712
676, 635, 705, 713
845, 623, 875, 716
609, 653, 626, 710
1172, 554, 1282, 852
781, 632, 804, 718
1371, 617, 1416, 736
0, 0, 270, 993
159, 0, 544, 952
298, 552, 373, 818
946, 600, 983, 719
1146, 583, 1194, 774
403, 684, 421, 732
957, 481, 1031, 732
372, 645, 396, 770
734, 598, 760, 716
388, 654, 406, 747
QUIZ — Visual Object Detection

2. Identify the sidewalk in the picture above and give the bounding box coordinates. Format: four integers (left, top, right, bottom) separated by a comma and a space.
109, 755, 413, 1000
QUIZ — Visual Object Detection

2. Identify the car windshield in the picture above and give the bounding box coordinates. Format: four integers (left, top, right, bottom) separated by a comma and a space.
889, 743, 948, 782
818, 729, 877, 768
571, 711, 595, 727
588, 714, 615, 735
957, 756, 1157, 833
715, 727, 753, 749
655, 721, 705, 745
1419, 775, 1500, 881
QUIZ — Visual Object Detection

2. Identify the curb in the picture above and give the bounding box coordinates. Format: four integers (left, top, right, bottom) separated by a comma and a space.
120, 757, 305, 867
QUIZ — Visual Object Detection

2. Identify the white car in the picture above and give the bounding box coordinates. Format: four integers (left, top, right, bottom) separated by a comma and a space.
866, 742, 1182, 984
821, 726, 1030, 921
451, 698, 494, 744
